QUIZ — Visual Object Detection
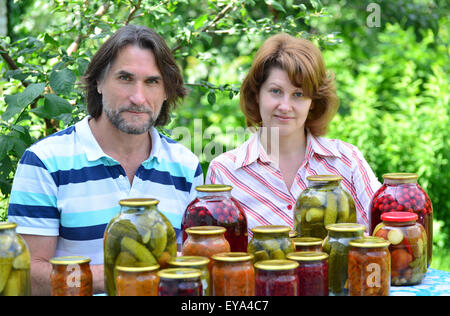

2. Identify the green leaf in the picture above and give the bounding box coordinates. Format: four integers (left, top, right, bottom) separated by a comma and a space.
265, 0, 286, 13
207, 91, 216, 105
1, 83, 45, 121
30, 94, 73, 119
49, 68, 76, 95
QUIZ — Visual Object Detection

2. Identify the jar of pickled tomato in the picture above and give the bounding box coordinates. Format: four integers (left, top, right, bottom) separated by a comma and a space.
182, 185, 248, 252
49, 256, 92, 296
116, 264, 160, 296
254, 260, 299, 296
287, 251, 329, 296
157, 268, 202, 296
211, 252, 255, 296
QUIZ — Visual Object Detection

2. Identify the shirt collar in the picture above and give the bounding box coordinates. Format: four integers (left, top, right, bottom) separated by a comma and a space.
306, 129, 342, 159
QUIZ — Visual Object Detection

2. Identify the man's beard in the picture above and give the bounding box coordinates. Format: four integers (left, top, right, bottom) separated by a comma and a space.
103, 98, 155, 135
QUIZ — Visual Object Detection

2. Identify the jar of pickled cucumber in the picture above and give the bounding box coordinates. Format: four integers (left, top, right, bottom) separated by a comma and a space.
294, 175, 357, 239
287, 251, 329, 296
373, 212, 427, 286
254, 260, 299, 296
116, 265, 160, 296
182, 185, 248, 252
247, 225, 295, 263
211, 252, 255, 296
292, 237, 323, 252
322, 223, 365, 296
348, 237, 391, 296
369, 173, 433, 267
50, 256, 93, 296
104, 198, 177, 296
168, 256, 210, 296
157, 268, 202, 296
0, 222, 31, 296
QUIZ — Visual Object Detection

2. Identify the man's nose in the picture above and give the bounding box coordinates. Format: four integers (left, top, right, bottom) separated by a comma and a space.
129, 82, 147, 105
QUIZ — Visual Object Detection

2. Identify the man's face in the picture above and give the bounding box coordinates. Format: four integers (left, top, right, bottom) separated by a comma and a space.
97, 45, 167, 134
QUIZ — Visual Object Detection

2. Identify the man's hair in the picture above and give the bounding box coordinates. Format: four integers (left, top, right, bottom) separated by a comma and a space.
240, 33, 339, 136
83, 24, 187, 126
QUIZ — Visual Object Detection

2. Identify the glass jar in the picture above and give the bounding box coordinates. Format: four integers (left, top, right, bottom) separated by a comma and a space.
115, 265, 160, 296
369, 173, 433, 266
49, 256, 93, 296
157, 268, 202, 296
211, 252, 255, 296
322, 223, 366, 296
293, 237, 323, 252
104, 198, 177, 296
287, 251, 329, 296
0, 222, 31, 296
294, 175, 357, 239
168, 256, 210, 296
348, 237, 391, 296
182, 226, 230, 273
373, 212, 427, 285
254, 260, 299, 296
182, 185, 248, 252
247, 225, 295, 263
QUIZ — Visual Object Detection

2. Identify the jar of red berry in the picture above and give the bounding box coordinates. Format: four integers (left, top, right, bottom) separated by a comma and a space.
157, 268, 202, 296
369, 173, 433, 266
373, 212, 427, 286
287, 251, 329, 296
182, 185, 248, 252
254, 260, 299, 296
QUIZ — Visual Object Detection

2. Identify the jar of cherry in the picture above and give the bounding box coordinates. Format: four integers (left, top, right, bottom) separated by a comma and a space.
182, 185, 248, 252
369, 173, 433, 266
254, 260, 299, 296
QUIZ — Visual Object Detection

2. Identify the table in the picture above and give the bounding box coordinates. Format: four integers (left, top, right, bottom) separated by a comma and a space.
390, 268, 450, 296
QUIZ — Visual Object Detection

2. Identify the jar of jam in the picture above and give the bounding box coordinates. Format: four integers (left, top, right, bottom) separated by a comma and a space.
254, 260, 299, 296
348, 237, 391, 296
182, 185, 248, 252
104, 198, 177, 296
293, 237, 323, 252
287, 251, 329, 296
247, 225, 295, 263
182, 226, 230, 273
49, 256, 93, 296
322, 223, 365, 296
168, 256, 210, 296
115, 264, 160, 296
157, 268, 202, 296
211, 252, 255, 296
373, 212, 427, 285
0, 222, 31, 296
294, 175, 357, 239
369, 173, 433, 266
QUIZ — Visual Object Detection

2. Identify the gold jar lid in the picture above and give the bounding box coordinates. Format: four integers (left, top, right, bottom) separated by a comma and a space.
119, 198, 159, 207
185, 226, 226, 235
293, 237, 323, 246
0, 222, 17, 230
211, 252, 254, 262
287, 251, 329, 262
251, 225, 291, 234
325, 223, 366, 232
195, 184, 232, 192
254, 260, 299, 271
349, 237, 390, 248
307, 175, 342, 182
289, 230, 298, 238
49, 256, 91, 265
116, 264, 160, 273
157, 268, 202, 279
383, 173, 418, 181
168, 256, 210, 267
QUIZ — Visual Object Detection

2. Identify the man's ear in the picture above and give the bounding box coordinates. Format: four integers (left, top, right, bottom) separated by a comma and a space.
97, 80, 103, 94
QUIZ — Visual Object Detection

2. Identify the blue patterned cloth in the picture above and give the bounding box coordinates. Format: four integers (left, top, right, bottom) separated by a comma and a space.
391, 268, 450, 296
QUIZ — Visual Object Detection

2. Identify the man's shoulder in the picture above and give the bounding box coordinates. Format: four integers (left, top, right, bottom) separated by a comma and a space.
156, 132, 200, 165
28, 124, 78, 154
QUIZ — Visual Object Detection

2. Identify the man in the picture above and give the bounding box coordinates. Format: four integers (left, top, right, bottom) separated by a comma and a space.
7, 25, 203, 295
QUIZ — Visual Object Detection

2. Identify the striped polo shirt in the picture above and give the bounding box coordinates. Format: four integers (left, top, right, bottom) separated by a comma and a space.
8, 116, 203, 264
206, 130, 381, 236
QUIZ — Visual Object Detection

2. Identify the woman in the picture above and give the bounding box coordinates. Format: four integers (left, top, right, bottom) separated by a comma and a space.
206, 33, 381, 234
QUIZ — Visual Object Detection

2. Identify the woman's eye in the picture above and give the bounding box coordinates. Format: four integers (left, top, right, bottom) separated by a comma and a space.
294, 92, 304, 97
270, 88, 281, 94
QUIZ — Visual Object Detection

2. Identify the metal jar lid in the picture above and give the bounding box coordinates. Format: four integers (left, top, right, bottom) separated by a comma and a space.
254, 259, 299, 271
306, 175, 343, 182
251, 225, 291, 234
49, 256, 91, 265
168, 256, 210, 267
195, 184, 233, 192
0, 222, 17, 230
293, 237, 323, 247
325, 223, 366, 232
349, 237, 390, 248
116, 264, 160, 273
287, 251, 329, 262
157, 268, 202, 279
119, 198, 159, 207
185, 226, 226, 235
211, 252, 254, 262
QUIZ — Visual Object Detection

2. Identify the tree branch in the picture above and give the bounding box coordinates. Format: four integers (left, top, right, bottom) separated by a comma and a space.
124, 0, 142, 25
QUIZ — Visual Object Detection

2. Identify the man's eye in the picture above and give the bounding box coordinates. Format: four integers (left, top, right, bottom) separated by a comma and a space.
119, 75, 131, 81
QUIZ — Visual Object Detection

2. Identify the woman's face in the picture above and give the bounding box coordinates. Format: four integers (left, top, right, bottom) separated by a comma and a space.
258, 67, 313, 138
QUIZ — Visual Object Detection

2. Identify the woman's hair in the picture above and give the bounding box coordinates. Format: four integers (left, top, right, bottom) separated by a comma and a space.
240, 33, 339, 136
83, 24, 187, 126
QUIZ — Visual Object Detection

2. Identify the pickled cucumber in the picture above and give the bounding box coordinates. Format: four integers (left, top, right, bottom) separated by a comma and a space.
115, 251, 137, 267
13, 251, 30, 270
149, 222, 167, 257
306, 208, 324, 223
261, 239, 280, 252
2, 270, 27, 296
328, 242, 348, 295
324, 193, 338, 226
337, 192, 349, 223
270, 249, 285, 259
120, 236, 157, 265
253, 250, 270, 262
0, 257, 13, 292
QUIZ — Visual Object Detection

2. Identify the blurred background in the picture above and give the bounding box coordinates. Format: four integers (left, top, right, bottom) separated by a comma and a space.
0, 0, 448, 270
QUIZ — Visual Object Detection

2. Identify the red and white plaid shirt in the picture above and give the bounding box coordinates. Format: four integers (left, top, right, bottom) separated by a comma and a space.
206, 130, 381, 236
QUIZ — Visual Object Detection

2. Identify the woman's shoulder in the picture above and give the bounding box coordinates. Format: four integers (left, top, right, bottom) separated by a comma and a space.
314, 134, 364, 158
